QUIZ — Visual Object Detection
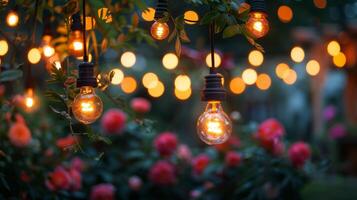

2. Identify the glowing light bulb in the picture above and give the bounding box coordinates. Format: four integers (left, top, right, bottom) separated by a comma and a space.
151, 21, 170, 40
6, 11, 19, 27
197, 101, 232, 145
23, 88, 39, 113
0, 40, 9, 56
72, 86, 103, 124
27, 48, 42, 64
246, 12, 269, 38
68, 30, 84, 57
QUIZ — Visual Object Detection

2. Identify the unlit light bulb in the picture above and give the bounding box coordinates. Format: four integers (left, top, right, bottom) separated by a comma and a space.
150, 21, 169, 40
197, 101, 232, 145
246, 12, 269, 38
72, 86, 103, 124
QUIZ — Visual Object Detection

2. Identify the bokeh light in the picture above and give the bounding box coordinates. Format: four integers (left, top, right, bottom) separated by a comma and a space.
205, 52, 221, 68
306, 60, 320, 76
121, 77, 137, 93
28, 48, 42, 64
121, 51, 136, 68
248, 50, 264, 67
174, 75, 191, 91
256, 74, 271, 90
141, 7, 155, 22
242, 68, 258, 85
313, 0, 327, 9
184, 10, 199, 25
277, 5, 293, 23
290, 46, 305, 63
148, 81, 165, 98
110, 69, 124, 85
43, 45, 55, 58
283, 69, 297, 85
229, 77, 246, 94
275, 63, 290, 79
327, 40, 341, 56
333, 52, 346, 68
162, 53, 179, 70
175, 88, 192, 100
0, 40, 9, 56
6, 11, 19, 27
142, 72, 159, 89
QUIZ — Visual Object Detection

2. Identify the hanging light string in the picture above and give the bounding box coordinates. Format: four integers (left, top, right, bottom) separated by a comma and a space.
82, 0, 88, 62
209, 20, 216, 74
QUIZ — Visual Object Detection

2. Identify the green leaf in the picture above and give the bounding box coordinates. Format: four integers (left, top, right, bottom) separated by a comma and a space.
0, 69, 23, 82
223, 25, 242, 38
200, 11, 220, 25
175, 37, 182, 57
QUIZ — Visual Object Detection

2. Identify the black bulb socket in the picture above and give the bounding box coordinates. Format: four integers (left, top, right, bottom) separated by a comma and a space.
201, 73, 226, 102
76, 62, 97, 88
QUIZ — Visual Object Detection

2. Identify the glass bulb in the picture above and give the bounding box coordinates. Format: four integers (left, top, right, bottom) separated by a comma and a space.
23, 88, 39, 113
246, 12, 269, 38
6, 11, 19, 27
150, 21, 170, 40
197, 101, 232, 145
68, 30, 84, 57
42, 35, 55, 58
72, 86, 103, 124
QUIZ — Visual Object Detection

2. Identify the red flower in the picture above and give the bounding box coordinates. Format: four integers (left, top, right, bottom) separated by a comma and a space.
71, 157, 85, 172
215, 135, 241, 152
255, 118, 285, 152
149, 161, 176, 185
101, 109, 127, 134
8, 121, 32, 147
45, 166, 72, 191
90, 183, 115, 200
225, 151, 242, 167
288, 142, 311, 168
154, 132, 178, 157
192, 154, 211, 175
56, 135, 78, 150
130, 97, 151, 113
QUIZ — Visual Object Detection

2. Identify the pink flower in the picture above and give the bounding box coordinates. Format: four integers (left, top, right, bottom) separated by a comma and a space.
8, 121, 32, 147
225, 151, 242, 167
192, 154, 210, 175
90, 183, 115, 200
45, 166, 72, 191
154, 132, 178, 157
130, 97, 151, 113
323, 106, 336, 121
128, 176, 142, 191
69, 168, 82, 191
177, 144, 192, 162
71, 157, 85, 172
288, 142, 311, 168
149, 161, 176, 185
255, 118, 285, 152
214, 135, 240, 152
101, 109, 127, 134
329, 123, 347, 139
56, 135, 78, 150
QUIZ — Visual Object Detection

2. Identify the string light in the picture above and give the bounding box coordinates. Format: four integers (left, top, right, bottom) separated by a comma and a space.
290, 46, 305, 63
162, 53, 179, 70
229, 77, 246, 94
248, 50, 264, 67
142, 72, 159, 89
175, 88, 191, 100
333, 52, 346, 68
246, 12, 269, 38
6, 11, 19, 27
0, 40, 9, 56
256, 73, 271, 90
68, 30, 84, 57
275, 63, 290, 79
120, 51, 136, 68
121, 76, 137, 94
174, 75, 191, 91
148, 81, 165, 97
23, 88, 39, 113
306, 60, 320, 76
151, 22, 170, 40
142, 7, 155, 22
205, 52, 221, 68
277, 5, 293, 23
327, 40, 341, 56
283, 69, 297, 85
184, 10, 199, 25
42, 35, 55, 58
313, 0, 327, 9
242, 68, 258, 85
110, 69, 124, 85
27, 48, 42, 64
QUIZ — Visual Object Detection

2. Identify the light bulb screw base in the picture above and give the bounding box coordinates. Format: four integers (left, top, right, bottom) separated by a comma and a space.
76, 62, 97, 88
201, 73, 226, 101
248, 0, 267, 14
71, 12, 82, 31
154, 0, 168, 20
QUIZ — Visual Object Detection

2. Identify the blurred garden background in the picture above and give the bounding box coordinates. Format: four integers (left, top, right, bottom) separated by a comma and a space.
1, 0, 357, 199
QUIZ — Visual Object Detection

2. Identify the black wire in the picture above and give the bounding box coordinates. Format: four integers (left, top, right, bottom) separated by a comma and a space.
82, 0, 88, 62
27, 0, 40, 89
209, 20, 216, 74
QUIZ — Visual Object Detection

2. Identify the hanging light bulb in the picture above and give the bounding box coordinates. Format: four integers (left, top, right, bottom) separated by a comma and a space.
151, 0, 170, 40
6, 11, 19, 27
246, 0, 269, 38
42, 35, 55, 58
197, 101, 232, 145
72, 86, 103, 124
68, 13, 84, 57
23, 88, 39, 113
